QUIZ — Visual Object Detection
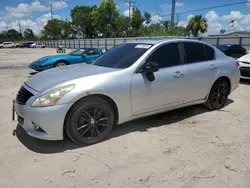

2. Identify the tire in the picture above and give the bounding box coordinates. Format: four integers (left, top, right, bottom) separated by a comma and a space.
54, 61, 67, 67
204, 78, 230, 110
65, 97, 115, 145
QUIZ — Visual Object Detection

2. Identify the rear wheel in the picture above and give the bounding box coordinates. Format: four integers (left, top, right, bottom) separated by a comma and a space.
55, 61, 67, 67
65, 97, 115, 145
204, 79, 230, 110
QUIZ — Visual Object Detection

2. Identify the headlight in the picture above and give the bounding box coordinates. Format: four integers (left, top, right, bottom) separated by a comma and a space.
32, 84, 75, 107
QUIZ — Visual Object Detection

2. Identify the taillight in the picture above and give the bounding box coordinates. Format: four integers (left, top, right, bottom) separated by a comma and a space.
236, 61, 240, 67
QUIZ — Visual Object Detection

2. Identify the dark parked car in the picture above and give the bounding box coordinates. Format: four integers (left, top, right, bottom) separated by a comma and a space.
215, 44, 247, 59
21, 42, 35, 48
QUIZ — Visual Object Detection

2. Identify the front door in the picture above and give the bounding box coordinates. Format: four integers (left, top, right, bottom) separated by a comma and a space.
85, 49, 100, 62
131, 43, 187, 115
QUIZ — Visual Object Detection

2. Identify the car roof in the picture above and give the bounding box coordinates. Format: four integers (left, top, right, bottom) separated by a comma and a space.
127, 38, 208, 45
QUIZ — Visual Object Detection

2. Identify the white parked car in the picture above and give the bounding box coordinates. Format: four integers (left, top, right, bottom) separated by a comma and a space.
0, 42, 15, 48
29, 42, 45, 48
238, 53, 250, 79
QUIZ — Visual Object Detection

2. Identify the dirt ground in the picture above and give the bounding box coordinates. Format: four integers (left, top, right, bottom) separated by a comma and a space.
1, 48, 250, 188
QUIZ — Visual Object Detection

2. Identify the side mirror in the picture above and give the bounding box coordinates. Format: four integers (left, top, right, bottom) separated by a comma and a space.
139, 62, 159, 73
139, 62, 159, 82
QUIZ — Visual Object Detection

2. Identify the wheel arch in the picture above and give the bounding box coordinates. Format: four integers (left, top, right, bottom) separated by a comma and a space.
64, 94, 119, 131
216, 76, 231, 92
54, 59, 69, 66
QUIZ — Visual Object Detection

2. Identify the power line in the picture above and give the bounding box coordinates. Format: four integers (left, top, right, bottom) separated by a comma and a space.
161, 0, 248, 17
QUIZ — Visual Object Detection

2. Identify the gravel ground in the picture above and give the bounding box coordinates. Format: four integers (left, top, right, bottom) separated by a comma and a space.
0, 48, 250, 188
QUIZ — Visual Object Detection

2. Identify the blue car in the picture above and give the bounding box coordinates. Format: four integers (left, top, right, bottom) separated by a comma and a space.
29, 48, 107, 71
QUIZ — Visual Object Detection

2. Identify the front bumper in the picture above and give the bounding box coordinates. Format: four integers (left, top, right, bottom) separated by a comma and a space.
29, 63, 53, 71
16, 100, 73, 141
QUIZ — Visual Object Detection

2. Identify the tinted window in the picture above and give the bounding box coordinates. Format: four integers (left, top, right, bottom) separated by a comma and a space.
69, 48, 87, 55
87, 49, 99, 55
183, 42, 206, 63
147, 43, 180, 68
204, 45, 215, 60
91, 43, 151, 69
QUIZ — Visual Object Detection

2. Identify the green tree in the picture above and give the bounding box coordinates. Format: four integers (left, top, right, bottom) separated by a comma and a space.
130, 6, 144, 36
6, 29, 22, 41
43, 19, 63, 39
161, 20, 170, 31
71, 5, 97, 38
24, 28, 36, 40
144, 11, 151, 25
115, 15, 130, 37
61, 20, 75, 39
186, 15, 207, 37
93, 0, 119, 38
0, 31, 8, 42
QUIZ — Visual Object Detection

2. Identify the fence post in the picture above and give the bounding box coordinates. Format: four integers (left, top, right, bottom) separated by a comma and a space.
69, 40, 71, 49
90, 40, 92, 48
216, 37, 220, 45
57, 40, 58, 47
64, 40, 66, 48
97, 39, 99, 47
84, 40, 86, 48
73, 40, 75, 49
79, 40, 80, 48
113, 39, 115, 47
124, 38, 126, 44
105, 39, 107, 49
239, 37, 242, 46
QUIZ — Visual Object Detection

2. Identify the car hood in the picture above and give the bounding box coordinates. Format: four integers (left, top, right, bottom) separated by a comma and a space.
35, 54, 70, 62
238, 53, 250, 63
26, 64, 117, 91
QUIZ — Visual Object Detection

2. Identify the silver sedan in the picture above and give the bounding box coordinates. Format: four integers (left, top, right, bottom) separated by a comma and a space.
15, 39, 240, 145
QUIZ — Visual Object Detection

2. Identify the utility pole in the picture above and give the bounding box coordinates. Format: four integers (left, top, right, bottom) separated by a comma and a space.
126, 0, 135, 18
18, 20, 22, 37
171, 0, 176, 25
50, 4, 53, 20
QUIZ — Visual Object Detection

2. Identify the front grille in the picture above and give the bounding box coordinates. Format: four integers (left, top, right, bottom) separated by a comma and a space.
16, 86, 34, 105
240, 67, 250, 78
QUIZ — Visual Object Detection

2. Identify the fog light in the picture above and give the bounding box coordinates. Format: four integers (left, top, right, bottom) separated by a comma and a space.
32, 122, 40, 130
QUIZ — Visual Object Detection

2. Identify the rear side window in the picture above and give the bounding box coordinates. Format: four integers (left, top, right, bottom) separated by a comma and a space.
183, 42, 206, 64
147, 43, 180, 68
204, 45, 215, 60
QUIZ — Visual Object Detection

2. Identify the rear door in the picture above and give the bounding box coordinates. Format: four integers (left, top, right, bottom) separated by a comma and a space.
180, 42, 218, 103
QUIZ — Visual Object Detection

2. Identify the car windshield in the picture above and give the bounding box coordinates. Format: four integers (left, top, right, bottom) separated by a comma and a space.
69, 48, 87, 56
91, 43, 152, 69
216, 45, 231, 51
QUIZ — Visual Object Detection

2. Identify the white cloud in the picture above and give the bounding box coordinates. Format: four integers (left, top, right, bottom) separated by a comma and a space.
51, 1, 68, 10
240, 14, 250, 25
5, 1, 48, 14
177, 14, 193, 27
151, 15, 162, 24
206, 10, 219, 22
0, 21, 7, 32
221, 11, 244, 21
37, 13, 61, 26
176, 2, 184, 7
3, 1, 67, 20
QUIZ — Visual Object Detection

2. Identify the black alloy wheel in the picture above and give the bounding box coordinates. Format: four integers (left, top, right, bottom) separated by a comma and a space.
204, 79, 229, 110
65, 97, 115, 145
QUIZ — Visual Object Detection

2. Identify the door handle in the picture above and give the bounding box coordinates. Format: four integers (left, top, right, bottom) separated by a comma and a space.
210, 64, 217, 70
173, 71, 184, 78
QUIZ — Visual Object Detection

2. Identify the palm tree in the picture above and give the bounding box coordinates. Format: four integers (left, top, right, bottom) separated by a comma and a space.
186, 15, 208, 37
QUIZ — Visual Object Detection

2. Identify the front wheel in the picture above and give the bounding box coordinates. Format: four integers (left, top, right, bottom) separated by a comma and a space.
204, 79, 230, 110
55, 61, 67, 67
65, 97, 115, 145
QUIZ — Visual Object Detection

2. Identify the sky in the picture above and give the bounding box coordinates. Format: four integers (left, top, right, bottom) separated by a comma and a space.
0, 0, 250, 36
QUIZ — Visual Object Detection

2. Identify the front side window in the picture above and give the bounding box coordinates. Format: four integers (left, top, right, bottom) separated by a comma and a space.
91, 43, 152, 69
146, 43, 181, 68
87, 49, 99, 55
69, 48, 87, 56
183, 42, 206, 64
